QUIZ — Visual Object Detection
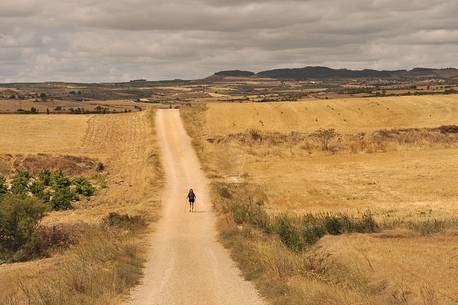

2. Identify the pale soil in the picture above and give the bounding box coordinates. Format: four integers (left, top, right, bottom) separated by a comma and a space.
126, 109, 266, 305
0, 111, 163, 300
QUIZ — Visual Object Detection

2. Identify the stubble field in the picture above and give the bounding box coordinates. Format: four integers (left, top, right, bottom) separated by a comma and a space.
182, 94, 458, 305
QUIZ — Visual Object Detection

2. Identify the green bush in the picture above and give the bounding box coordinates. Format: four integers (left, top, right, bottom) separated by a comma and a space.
324, 215, 344, 235
0, 176, 7, 196
38, 169, 52, 186
29, 180, 45, 197
0, 194, 47, 262
302, 225, 326, 245
10, 170, 30, 195
51, 170, 71, 189
275, 216, 304, 252
49, 187, 77, 211
73, 177, 95, 197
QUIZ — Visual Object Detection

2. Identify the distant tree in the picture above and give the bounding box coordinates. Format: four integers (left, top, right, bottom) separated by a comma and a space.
311, 128, 339, 151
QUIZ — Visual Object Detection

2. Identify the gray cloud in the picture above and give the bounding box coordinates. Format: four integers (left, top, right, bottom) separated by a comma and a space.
0, 0, 457, 82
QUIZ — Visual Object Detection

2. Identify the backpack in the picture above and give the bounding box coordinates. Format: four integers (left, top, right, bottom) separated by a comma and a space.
188, 191, 195, 200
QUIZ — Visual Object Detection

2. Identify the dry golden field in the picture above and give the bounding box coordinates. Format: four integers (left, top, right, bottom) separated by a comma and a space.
206, 95, 458, 134
181, 95, 458, 305
0, 111, 163, 304
0, 99, 150, 113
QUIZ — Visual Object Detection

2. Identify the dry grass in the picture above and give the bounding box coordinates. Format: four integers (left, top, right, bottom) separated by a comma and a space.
181, 98, 458, 305
2, 226, 147, 305
206, 95, 458, 134
0, 109, 163, 304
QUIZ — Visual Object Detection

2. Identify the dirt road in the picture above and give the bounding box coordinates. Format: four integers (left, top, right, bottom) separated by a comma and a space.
126, 109, 266, 305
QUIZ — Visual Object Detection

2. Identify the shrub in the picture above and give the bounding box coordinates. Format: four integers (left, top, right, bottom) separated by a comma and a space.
248, 129, 262, 142
38, 169, 52, 186
51, 170, 71, 189
324, 215, 343, 235
29, 180, 45, 197
408, 219, 447, 236
102, 212, 146, 230
73, 177, 95, 197
302, 225, 326, 245
96, 162, 105, 172
275, 216, 304, 252
0, 176, 7, 196
0, 195, 47, 262
311, 128, 339, 151
218, 187, 232, 199
49, 186, 77, 211
10, 170, 30, 195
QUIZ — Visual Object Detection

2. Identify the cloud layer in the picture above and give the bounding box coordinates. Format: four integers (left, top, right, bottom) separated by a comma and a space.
0, 0, 457, 82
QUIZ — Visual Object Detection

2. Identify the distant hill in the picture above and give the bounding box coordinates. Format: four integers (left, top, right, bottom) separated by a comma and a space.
214, 70, 255, 77
211, 66, 458, 80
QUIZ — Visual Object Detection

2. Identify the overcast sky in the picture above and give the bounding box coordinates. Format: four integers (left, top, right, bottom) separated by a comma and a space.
0, 0, 457, 82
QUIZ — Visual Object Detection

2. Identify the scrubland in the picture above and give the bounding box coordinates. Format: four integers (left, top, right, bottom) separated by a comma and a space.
181, 95, 458, 305
0, 110, 163, 304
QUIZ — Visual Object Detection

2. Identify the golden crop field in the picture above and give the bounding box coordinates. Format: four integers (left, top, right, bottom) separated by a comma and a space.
206, 95, 458, 134
181, 95, 458, 305
0, 111, 163, 303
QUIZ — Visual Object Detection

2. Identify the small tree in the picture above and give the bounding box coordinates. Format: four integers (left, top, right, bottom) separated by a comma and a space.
29, 180, 45, 198
38, 169, 52, 186
10, 170, 30, 195
0, 195, 47, 261
73, 176, 95, 197
311, 128, 339, 151
51, 170, 71, 189
49, 186, 77, 211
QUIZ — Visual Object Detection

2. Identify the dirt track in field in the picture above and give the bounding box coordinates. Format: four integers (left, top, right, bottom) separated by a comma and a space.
126, 109, 266, 305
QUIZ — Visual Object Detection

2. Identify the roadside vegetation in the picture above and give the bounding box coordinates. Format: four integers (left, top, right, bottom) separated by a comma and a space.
0, 169, 97, 263
0, 110, 164, 305
3, 214, 148, 305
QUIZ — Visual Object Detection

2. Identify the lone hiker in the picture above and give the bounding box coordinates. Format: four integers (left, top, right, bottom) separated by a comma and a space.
187, 188, 196, 212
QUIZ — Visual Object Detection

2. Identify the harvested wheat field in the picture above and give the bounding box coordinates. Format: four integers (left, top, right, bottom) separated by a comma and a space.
181, 95, 458, 305
0, 110, 163, 304
206, 95, 458, 134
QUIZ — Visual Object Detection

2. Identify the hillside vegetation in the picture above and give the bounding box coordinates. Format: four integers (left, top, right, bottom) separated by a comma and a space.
182, 95, 458, 305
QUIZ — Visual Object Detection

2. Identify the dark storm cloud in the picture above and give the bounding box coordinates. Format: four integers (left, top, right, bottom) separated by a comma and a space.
0, 0, 457, 82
